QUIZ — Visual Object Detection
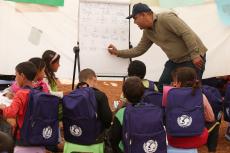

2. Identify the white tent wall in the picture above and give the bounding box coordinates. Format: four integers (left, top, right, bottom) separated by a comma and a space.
0, 0, 78, 82
0, 0, 230, 82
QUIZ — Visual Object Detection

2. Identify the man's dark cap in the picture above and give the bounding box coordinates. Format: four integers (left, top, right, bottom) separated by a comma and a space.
126, 3, 152, 19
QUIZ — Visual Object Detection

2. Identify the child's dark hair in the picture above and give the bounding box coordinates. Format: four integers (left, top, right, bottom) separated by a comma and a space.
128, 60, 146, 79
172, 67, 200, 95
122, 76, 144, 104
78, 68, 96, 83
42, 50, 60, 86
29, 57, 45, 71
15, 61, 37, 81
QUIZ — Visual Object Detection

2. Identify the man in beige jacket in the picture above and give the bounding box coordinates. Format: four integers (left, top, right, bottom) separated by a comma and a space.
108, 3, 207, 92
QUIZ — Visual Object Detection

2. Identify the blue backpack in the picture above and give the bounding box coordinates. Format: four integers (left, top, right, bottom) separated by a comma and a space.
19, 88, 59, 146
202, 85, 223, 121
166, 87, 205, 137
62, 87, 102, 145
142, 80, 162, 107
224, 83, 230, 122
123, 103, 167, 153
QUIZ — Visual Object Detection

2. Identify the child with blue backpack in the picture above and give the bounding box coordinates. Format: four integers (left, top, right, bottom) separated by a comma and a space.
110, 76, 166, 153
0, 61, 46, 153
128, 60, 158, 92
201, 84, 223, 153
62, 68, 112, 153
164, 67, 215, 151
42, 50, 64, 152
1, 58, 50, 140
114, 60, 159, 111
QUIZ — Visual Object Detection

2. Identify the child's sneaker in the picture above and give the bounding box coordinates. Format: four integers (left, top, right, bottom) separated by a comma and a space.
225, 126, 230, 141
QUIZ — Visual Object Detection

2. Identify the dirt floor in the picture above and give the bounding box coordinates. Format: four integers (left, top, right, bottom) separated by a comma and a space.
59, 80, 230, 153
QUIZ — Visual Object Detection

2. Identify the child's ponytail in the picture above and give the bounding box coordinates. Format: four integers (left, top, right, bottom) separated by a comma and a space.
172, 67, 201, 96
191, 79, 201, 95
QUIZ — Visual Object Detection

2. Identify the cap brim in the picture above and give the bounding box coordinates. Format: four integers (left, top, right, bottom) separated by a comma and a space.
126, 14, 133, 19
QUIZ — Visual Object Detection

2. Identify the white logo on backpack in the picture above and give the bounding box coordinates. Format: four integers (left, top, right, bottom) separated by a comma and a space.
177, 115, 192, 128
143, 140, 158, 153
42, 126, 52, 139
70, 125, 82, 137
226, 108, 230, 117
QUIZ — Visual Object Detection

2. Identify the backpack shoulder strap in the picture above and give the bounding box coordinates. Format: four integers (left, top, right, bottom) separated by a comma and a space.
88, 87, 97, 113
22, 86, 42, 93
22, 85, 32, 90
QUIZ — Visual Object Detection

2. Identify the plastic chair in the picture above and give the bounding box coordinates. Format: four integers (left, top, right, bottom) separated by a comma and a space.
64, 141, 104, 153
167, 145, 198, 153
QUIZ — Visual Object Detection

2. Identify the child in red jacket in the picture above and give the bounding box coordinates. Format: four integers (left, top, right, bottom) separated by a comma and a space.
0, 61, 46, 153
